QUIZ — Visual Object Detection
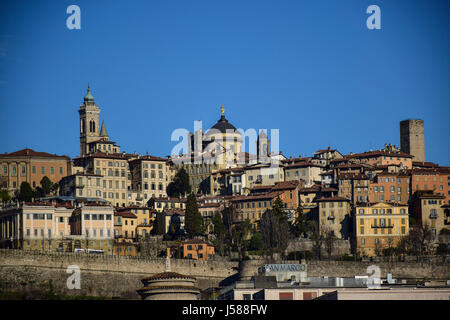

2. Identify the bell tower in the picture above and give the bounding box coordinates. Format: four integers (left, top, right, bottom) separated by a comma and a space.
78, 85, 100, 156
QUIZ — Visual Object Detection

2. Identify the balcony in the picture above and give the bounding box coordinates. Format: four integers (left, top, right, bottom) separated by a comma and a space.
429, 212, 438, 219
327, 216, 335, 220
371, 224, 394, 228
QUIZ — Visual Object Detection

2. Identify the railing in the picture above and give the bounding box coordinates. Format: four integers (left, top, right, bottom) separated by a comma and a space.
371, 224, 394, 228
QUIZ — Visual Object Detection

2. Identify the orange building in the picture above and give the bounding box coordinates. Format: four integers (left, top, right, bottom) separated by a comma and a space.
180, 239, 215, 261
0, 148, 72, 192
369, 172, 410, 205
411, 167, 450, 204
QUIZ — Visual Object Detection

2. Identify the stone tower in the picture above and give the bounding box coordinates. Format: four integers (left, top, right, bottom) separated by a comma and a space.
78, 85, 100, 157
400, 119, 425, 162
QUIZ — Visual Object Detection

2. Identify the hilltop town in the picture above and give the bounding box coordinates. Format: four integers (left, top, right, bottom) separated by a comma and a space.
0, 87, 449, 300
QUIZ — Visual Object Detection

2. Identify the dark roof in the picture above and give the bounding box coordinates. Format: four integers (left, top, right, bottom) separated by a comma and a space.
209, 115, 238, 133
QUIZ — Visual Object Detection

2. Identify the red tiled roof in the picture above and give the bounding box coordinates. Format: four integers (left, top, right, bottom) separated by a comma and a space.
1, 148, 70, 160
346, 150, 413, 159
162, 208, 185, 215
315, 196, 350, 202
114, 210, 137, 218
231, 191, 283, 202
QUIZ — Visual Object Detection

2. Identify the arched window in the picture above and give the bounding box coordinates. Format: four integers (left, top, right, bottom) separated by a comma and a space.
81, 119, 85, 133
92, 120, 95, 133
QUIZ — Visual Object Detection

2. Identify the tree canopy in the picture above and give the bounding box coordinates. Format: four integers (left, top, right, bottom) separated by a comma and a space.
184, 193, 203, 238
167, 168, 191, 197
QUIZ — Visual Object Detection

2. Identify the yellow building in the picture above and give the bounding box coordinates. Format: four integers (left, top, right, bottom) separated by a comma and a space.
316, 196, 352, 239
152, 196, 186, 213
117, 206, 155, 238
232, 191, 282, 227
180, 239, 215, 261
69, 203, 115, 253
355, 202, 409, 257
114, 210, 137, 242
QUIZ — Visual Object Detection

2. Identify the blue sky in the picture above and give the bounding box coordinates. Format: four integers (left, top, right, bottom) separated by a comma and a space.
0, 0, 449, 165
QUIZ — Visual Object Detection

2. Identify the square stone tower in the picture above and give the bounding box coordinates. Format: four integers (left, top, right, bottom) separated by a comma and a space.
400, 119, 425, 162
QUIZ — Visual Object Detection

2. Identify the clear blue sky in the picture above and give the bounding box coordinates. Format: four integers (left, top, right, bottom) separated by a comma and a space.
0, 0, 449, 165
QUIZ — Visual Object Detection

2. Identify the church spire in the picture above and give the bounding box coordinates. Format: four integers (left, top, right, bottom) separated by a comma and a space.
100, 120, 109, 138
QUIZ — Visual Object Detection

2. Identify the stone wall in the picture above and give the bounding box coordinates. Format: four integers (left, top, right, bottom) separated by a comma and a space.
239, 258, 450, 281
286, 238, 351, 257
0, 249, 238, 299
1, 250, 448, 299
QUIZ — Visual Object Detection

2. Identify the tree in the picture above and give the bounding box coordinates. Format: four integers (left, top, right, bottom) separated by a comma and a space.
167, 168, 191, 197
164, 215, 182, 241
232, 220, 251, 261
259, 197, 292, 260
17, 182, 34, 202
0, 189, 11, 204
211, 212, 226, 256
248, 230, 264, 252
184, 193, 203, 238
407, 223, 435, 261
221, 205, 235, 257
292, 205, 308, 238
40, 176, 53, 196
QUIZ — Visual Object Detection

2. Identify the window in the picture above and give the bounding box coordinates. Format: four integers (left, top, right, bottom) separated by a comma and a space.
50, 166, 54, 175
41, 166, 45, 174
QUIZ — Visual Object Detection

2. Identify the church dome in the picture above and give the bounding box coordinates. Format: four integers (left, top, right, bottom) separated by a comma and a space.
210, 114, 237, 133
206, 105, 240, 136
84, 85, 94, 102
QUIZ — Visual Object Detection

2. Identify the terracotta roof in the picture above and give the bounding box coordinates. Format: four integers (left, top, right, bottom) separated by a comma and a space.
114, 210, 137, 218
315, 196, 350, 202
0, 148, 70, 160
272, 180, 300, 190
162, 208, 185, 215
141, 272, 196, 281
231, 191, 283, 202
346, 150, 413, 159
338, 173, 369, 180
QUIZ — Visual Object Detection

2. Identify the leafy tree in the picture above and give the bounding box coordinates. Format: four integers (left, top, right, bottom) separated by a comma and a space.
167, 168, 191, 197
184, 193, 203, 238
40, 176, 53, 196
18, 182, 34, 202
0, 189, 11, 204
248, 230, 264, 251
259, 197, 292, 260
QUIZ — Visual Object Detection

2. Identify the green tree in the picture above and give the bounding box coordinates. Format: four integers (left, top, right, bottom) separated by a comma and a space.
248, 230, 264, 251
292, 205, 308, 238
18, 182, 34, 202
212, 212, 226, 256
0, 189, 11, 204
259, 197, 292, 260
221, 205, 236, 257
184, 193, 203, 238
40, 176, 53, 196
167, 168, 191, 197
